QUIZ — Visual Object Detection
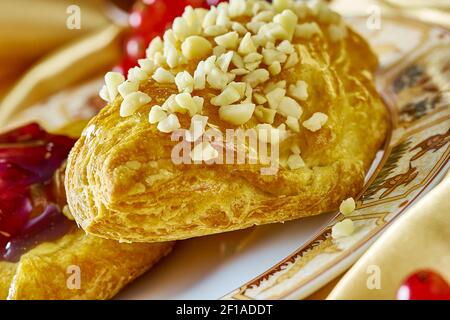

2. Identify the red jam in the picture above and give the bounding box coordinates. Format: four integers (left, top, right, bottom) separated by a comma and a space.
0, 123, 76, 262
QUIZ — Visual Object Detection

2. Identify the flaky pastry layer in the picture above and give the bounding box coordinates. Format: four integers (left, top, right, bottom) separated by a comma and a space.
0, 229, 173, 300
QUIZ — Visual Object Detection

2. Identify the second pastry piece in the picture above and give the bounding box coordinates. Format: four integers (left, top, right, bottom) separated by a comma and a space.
65, 1, 387, 242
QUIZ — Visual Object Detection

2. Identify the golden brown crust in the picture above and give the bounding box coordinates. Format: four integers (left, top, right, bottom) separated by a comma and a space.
66, 18, 388, 242
0, 262, 16, 299
1, 229, 173, 300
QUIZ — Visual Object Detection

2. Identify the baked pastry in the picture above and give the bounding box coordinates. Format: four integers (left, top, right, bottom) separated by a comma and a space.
2, 230, 173, 300
0, 123, 173, 300
1, 230, 173, 300
65, 0, 388, 242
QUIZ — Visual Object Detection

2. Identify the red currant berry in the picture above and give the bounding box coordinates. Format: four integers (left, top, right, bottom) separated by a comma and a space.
205, 0, 227, 7
113, 56, 138, 76
183, 0, 208, 8
124, 35, 147, 61
397, 269, 450, 300
129, 0, 171, 36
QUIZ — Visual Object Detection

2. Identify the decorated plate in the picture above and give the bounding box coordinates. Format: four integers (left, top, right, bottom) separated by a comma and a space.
4, 15, 449, 300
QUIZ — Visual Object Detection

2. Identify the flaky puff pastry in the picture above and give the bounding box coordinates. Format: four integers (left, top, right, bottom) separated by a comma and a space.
0, 229, 173, 299
66, 6, 388, 243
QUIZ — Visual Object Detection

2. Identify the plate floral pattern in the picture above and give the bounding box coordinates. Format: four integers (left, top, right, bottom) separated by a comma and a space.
223, 15, 450, 300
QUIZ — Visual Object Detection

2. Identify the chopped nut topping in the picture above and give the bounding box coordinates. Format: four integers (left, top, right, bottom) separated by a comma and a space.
277, 40, 294, 54
268, 61, 282, 75
149, 105, 167, 124
215, 31, 240, 50
204, 25, 228, 36
252, 10, 275, 22
146, 36, 163, 59
193, 61, 206, 90
207, 67, 230, 90
253, 93, 267, 105
288, 80, 308, 101
120, 91, 152, 117
284, 51, 299, 69
255, 105, 277, 124
203, 7, 217, 29
190, 141, 219, 162
175, 71, 194, 93
273, 0, 291, 13
157, 114, 181, 133
262, 48, 287, 65
100, 72, 125, 103
152, 67, 175, 83
228, 0, 247, 18
181, 35, 213, 60
339, 197, 356, 216
266, 87, 286, 109
285, 115, 300, 132
302, 112, 328, 132
277, 96, 302, 119
219, 103, 256, 125
273, 9, 298, 41
127, 67, 148, 82
211, 82, 244, 106
216, 51, 234, 72
242, 68, 269, 88
247, 21, 264, 34
232, 22, 248, 35
138, 58, 155, 73
118, 81, 139, 99
175, 92, 203, 116
332, 219, 355, 239
238, 32, 257, 55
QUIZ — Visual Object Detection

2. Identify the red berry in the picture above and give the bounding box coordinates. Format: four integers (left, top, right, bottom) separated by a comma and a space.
129, 0, 172, 36
118, 0, 228, 75
124, 35, 147, 61
397, 269, 450, 300
205, 0, 227, 6
113, 56, 138, 76
183, 0, 208, 8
